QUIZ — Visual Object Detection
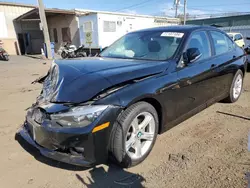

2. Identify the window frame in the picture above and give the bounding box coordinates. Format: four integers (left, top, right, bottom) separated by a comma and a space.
83, 21, 93, 32
208, 30, 235, 57
103, 21, 116, 32
182, 30, 213, 64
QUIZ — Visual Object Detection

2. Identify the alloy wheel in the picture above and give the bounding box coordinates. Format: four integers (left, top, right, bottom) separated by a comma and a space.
125, 112, 156, 160
233, 74, 243, 99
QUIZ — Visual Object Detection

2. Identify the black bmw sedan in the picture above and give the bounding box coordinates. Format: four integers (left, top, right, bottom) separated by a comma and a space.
17, 26, 247, 168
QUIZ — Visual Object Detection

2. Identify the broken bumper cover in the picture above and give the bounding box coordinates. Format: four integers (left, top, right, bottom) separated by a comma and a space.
17, 104, 122, 167
18, 125, 93, 167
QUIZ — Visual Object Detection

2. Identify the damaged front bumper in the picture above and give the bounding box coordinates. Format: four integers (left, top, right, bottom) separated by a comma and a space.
18, 124, 93, 167
17, 103, 122, 167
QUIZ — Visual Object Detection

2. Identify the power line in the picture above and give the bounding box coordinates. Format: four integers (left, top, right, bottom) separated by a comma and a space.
116, 0, 165, 11
115, 0, 156, 11
188, 7, 235, 13
115, 1, 250, 13
151, 7, 237, 17
189, 2, 250, 8
114, 0, 249, 16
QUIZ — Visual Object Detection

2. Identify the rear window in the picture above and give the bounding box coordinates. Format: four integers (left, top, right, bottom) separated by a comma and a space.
236, 34, 243, 40
211, 31, 232, 55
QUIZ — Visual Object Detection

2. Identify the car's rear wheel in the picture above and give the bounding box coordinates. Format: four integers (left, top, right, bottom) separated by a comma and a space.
4, 55, 9, 61
109, 102, 159, 167
223, 70, 243, 103
61, 51, 67, 59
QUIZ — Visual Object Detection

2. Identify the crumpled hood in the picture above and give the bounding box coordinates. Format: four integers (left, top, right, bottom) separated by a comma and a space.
51, 58, 170, 103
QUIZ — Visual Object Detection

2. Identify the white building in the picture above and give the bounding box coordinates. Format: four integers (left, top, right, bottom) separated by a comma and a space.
0, 2, 180, 56
76, 9, 180, 49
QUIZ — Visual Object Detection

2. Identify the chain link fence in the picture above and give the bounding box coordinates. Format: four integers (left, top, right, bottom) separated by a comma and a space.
220, 25, 250, 46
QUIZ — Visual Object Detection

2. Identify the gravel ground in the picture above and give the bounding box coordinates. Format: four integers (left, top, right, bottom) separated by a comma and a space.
0, 56, 249, 188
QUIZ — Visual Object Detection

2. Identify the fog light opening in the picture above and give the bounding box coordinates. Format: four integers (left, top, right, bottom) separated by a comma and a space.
69, 147, 85, 156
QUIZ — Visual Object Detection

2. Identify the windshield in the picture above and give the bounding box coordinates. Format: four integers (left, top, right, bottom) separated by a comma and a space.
100, 31, 184, 61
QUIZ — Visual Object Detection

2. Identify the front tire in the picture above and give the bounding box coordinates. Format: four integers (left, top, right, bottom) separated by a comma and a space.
223, 70, 243, 103
61, 51, 67, 59
109, 102, 159, 168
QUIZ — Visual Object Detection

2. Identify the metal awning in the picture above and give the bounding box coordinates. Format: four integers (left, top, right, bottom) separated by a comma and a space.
15, 8, 76, 21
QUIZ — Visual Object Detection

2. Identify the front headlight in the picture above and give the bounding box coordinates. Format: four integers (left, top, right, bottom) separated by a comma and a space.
42, 62, 59, 101
50, 105, 108, 128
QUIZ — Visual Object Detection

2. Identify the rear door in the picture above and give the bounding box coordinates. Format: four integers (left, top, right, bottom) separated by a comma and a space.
208, 30, 237, 98
175, 30, 216, 118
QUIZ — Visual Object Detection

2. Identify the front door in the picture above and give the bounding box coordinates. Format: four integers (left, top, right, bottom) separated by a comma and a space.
175, 30, 215, 118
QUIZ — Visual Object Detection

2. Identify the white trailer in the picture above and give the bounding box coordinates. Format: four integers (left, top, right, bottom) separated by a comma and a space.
76, 10, 179, 51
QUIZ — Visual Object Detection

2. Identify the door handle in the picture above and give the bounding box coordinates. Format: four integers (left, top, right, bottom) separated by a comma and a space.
186, 80, 192, 85
211, 64, 216, 68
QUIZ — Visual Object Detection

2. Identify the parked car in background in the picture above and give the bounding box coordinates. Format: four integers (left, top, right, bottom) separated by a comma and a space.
244, 44, 250, 71
17, 26, 247, 168
228, 32, 245, 48
244, 37, 250, 71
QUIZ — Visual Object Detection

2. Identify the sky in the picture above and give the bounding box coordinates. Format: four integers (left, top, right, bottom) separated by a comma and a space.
4, 0, 250, 16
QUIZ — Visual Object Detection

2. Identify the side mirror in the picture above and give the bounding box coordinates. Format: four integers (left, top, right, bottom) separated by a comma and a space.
244, 45, 250, 54
183, 48, 202, 65
101, 46, 108, 51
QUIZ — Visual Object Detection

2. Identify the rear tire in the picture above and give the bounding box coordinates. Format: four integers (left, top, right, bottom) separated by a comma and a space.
223, 70, 243, 103
4, 55, 9, 61
109, 102, 159, 168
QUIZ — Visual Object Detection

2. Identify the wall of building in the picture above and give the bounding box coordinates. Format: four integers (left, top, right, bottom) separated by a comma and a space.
0, 12, 8, 38
0, 4, 33, 54
187, 15, 250, 27
18, 21, 44, 54
79, 13, 178, 49
47, 14, 80, 52
97, 13, 165, 48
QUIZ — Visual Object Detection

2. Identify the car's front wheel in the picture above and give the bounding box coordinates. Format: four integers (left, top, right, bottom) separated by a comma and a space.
109, 102, 159, 167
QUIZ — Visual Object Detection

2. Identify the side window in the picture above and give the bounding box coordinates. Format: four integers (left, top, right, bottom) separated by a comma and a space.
235, 34, 240, 41
103, 21, 116, 32
238, 34, 243, 40
210, 31, 230, 55
186, 31, 211, 61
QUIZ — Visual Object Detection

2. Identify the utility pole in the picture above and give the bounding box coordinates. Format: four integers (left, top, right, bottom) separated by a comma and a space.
183, 0, 187, 25
37, 0, 52, 59
175, 0, 179, 18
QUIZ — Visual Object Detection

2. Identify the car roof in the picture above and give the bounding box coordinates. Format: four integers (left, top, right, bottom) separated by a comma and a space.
132, 25, 218, 33
227, 32, 242, 35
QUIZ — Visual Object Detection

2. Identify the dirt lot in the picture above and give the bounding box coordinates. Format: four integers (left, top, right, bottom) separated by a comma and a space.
0, 56, 249, 188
